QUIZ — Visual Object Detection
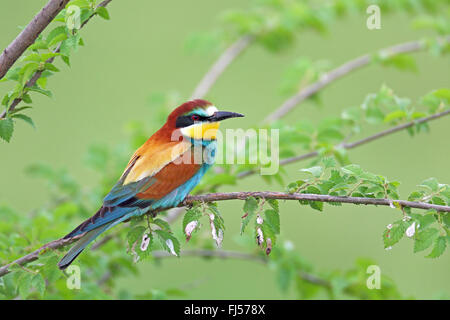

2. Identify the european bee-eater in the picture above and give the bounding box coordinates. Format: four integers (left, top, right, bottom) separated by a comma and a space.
58, 99, 243, 269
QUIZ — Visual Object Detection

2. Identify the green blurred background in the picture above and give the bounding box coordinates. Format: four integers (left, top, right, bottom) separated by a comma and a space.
0, 0, 449, 299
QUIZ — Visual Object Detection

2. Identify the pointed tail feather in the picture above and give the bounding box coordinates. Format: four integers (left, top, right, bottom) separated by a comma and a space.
58, 205, 141, 270
58, 222, 113, 270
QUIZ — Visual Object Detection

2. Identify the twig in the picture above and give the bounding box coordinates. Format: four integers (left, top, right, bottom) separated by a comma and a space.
238, 109, 450, 178
190, 35, 254, 99
0, 0, 70, 79
264, 36, 450, 123
0, 0, 113, 119
1, 191, 448, 277
152, 249, 330, 288
184, 192, 450, 212
0, 234, 82, 277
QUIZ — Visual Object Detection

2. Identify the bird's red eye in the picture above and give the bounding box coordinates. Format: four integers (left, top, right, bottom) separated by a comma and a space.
191, 115, 200, 121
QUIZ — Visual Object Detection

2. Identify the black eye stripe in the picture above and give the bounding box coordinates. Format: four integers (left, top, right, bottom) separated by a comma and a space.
175, 114, 212, 128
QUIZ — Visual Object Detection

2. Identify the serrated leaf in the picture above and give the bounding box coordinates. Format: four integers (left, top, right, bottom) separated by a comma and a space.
264, 209, 280, 234
300, 166, 323, 178
322, 157, 337, 169
61, 55, 71, 66
419, 178, 439, 192
17, 272, 33, 299
48, 33, 68, 48
155, 230, 180, 256
40, 52, 60, 62
241, 197, 258, 234
22, 54, 41, 62
267, 199, 279, 213
12, 114, 35, 129
380, 54, 417, 72
414, 228, 439, 253
182, 207, 202, 236
341, 164, 364, 176
383, 221, 408, 248
432, 88, 450, 102
127, 226, 146, 247
384, 110, 407, 123
31, 274, 46, 298
309, 200, 323, 212
426, 236, 447, 258
0, 118, 14, 142
152, 218, 171, 232
44, 63, 60, 72
96, 7, 110, 20
27, 86, 53, 98
29, 40, 48, 51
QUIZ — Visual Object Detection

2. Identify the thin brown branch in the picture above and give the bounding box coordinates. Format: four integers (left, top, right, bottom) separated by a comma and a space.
1, 191, 447, 277
264, 36, 450, 123
190, 35, 254, 99
185, 192, 450, 212
238, 109, 450, 179
0, 234, 82, 277
0, 0, 113, 119
0, 0, 70, 80
152, 249, 330, 288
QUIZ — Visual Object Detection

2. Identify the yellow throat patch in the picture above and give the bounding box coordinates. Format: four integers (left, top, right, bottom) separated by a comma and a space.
182, 122, 221, 140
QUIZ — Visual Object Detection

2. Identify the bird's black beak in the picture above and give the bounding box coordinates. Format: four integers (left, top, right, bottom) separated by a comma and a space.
210, 111, 244, 122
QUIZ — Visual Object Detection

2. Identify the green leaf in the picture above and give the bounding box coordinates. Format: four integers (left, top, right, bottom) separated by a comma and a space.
322, 157, 337, 169
44, 63, 60, 72
0, 118, 14, 142
379, 54, 417, 72
341, 164, 364, 177
126, 226, 146, 247
31, 274, 46, 298
419, 178, 439, 192
12, 114, 35, 129
267, 199, 279, 213
22, 54, 41, 63
40, 52, 61, 62
426, 236, 447, 258
27, 86, 53, 98
414, 228, 440, 253
264, 209, 280, 234
408, 191, 424, 201
61, 55, 71, 66
96, 7, 110, 20
182, 207, 202, 237
260, 220, 277, 245
17, 271, 33, 299
46, 26, 68, 47
155, 230, 180, 257
241, 197, 258, 234
317, 128, 344, 142
152, 218, 171, 232
20, 62, 40, 85
300, 166, 323, 178
432, 88, 450, 102
29, 40, 48, 51
48, 33, 68, 48
383, 221, 408, 248
384, 110, 407, 123
309, 200, 323, 212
